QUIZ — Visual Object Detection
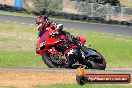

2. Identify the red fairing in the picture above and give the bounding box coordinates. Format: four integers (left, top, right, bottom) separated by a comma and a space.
76, 36, 86, 45
36, 26, 69, 56
36, 50, 43, 55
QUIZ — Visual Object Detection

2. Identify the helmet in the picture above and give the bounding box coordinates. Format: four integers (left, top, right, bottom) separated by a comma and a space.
76, 36, 86, 45
36, 15, 49, 31
56, 24, 63, 31
36, 15, 49, 25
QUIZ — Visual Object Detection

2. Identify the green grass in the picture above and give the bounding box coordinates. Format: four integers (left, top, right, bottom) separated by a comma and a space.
0, 10, 37, 18
36, 84, 132, 88
0, 22, 132, 68
0, 51, 45, 68
0, 22, 46, 68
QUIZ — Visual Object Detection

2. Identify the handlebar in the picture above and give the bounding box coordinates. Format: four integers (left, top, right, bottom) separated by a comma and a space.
49, 32, 61, 38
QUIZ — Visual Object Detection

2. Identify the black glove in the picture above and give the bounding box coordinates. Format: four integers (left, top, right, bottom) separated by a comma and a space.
58, 38, 65, 42
50, 33, 58, 38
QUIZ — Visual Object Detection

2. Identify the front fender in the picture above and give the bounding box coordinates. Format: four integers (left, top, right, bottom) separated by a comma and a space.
45, 47, 58, 55
86, 49, 98, 57
36, 50, 43, 56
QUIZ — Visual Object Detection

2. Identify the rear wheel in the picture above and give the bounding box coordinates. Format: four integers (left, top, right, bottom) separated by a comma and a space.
89, 49, 106, 70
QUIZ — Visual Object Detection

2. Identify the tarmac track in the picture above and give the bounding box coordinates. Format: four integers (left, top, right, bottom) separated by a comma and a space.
0, 14, 132, 36
0, 14, 132, 87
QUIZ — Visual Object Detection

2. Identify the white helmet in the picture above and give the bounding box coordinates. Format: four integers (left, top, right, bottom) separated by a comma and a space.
56, 24, 63, 30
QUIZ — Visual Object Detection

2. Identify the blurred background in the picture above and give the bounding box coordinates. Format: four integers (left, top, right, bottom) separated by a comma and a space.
0, 0, 132, 24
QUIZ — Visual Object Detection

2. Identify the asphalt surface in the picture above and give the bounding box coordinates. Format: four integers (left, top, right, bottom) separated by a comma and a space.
0, 14, 132, 36
0, 68, 132, 74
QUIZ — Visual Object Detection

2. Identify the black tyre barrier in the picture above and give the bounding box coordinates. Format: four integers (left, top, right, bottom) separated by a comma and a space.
3, 4, 14, 11
70, 14, 81, 20
108, 20, 114, 24
94, 17, 105, 23
98, 18, 106, 23
120, 21, 129, 25
13, 7, 26, 12
63, 13, 72, 19
129, 21, 132, 26
94, 17, 102, 23
88, 17, 97, 22
0, 4, 4, 10
0, 4, 131, 27
112, 20, 120, 24
0, 4, 26, 12
47, 12, 132, 26
81, 16, 88, 22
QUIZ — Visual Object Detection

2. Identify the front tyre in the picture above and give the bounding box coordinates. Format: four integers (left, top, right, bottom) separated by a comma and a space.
42, 51, 67, 68
42, 51, 57, 68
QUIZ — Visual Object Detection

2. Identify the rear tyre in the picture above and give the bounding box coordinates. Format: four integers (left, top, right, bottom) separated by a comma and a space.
89, 50, 106, 70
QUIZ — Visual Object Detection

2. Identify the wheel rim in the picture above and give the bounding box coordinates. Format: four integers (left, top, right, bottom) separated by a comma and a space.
47, 52, 67, 68
91, 52, 106, 68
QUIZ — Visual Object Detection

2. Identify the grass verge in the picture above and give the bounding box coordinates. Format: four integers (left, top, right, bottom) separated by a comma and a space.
0, 22, 132, 68
0, 10, 37, 18
36, 84, 132, 88
0, 22, 45, 68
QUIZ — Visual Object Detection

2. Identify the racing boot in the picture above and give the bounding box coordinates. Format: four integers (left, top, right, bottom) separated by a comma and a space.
66, 48, 79, 68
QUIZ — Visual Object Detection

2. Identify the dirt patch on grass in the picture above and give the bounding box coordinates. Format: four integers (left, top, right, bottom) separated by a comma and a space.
0, 69, 132, 88
0, 70, 76, 88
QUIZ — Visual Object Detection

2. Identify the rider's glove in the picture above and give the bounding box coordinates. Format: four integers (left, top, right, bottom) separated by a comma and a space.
50, 32, 60, 38
58, 38, 65, 42
50, 34, 56, 38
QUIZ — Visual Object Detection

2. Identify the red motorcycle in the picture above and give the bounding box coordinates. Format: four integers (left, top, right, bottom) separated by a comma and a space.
36, 28, 106, 70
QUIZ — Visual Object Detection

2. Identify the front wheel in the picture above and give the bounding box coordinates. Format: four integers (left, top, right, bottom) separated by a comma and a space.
42, 51, 67, 68
42, 51, 57, 68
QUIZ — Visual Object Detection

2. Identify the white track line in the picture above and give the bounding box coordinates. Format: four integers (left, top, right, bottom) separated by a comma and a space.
126, 36, 130, 38
108, 33, 114, 36
12, 22, 18, 24
101, 33, 106, 35
4, 21, 11, 23
20, 23, 26, 25
29, 24, 35, 26
117, 35, 123, 37
63, 28, 68, 30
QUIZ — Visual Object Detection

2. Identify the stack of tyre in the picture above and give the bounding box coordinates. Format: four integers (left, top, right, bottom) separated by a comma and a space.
0, 4, 26, 12
46, 12, 132, 26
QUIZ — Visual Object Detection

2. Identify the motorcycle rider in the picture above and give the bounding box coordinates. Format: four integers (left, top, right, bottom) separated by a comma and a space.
36, 15, 50, 38
36, 15, 86, 68
36, 15, 71, 39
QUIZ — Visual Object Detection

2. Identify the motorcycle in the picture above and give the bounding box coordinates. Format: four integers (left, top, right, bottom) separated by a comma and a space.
36, 28, 106, 70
